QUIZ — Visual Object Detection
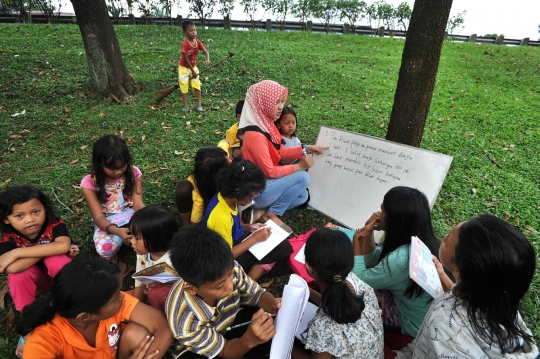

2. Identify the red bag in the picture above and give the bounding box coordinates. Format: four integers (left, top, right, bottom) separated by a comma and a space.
288, 228, 317, 285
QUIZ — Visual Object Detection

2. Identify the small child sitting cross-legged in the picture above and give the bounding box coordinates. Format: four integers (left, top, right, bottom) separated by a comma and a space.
165, 226, 281, 359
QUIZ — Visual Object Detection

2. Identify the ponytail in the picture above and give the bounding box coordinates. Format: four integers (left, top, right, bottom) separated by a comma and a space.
305, 228, 365, 324
16, 296, 56, 336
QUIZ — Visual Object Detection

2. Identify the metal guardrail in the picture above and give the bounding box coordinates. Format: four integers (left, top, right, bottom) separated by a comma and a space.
1, 14, 539, 47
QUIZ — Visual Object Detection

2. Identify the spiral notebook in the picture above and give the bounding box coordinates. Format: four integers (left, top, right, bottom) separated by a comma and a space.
269, 274, 311, 359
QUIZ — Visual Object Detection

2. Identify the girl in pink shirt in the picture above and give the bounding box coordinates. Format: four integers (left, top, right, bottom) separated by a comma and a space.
81, 135, 144, 260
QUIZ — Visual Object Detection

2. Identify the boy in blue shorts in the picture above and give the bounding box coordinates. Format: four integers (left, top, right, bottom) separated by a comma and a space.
165, 226, 281, 358
179, 20, 210, 113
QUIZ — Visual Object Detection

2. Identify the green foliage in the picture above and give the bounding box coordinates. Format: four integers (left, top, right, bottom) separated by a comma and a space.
311, 0, 339, 31
394, 1, 411, 31
184, 0, 216, 23
290, 0, 314, 25
239, 0, 260, 22
484, 33, 502, 39
336, 0, 366, 29
262, 0, 293, 26
217, 0, 235, 17
446, 10, 467, 34
0, 24, 539, 354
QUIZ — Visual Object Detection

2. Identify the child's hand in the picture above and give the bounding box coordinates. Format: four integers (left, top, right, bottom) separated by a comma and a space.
250, 223, 265, 232
268, 298, 281, 314
0, 251, 18, 272
191, 70, 199, 79
204, 58, 210, 65
244, 309, 276, 347
253, 227, 271, 243
305, 145, 328, 155
116, 228, 133, 245
432, 255, 446, 278
127, 335, 160, 359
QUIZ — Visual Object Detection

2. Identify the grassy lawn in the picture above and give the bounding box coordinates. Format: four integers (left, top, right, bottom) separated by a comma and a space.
0, 23, 539, 354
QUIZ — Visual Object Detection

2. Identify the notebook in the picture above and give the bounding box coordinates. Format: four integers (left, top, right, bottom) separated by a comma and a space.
409, 236, 444, 299
132, 262, 180, 286
245, 219, 290, 260
269, 274, 311, 359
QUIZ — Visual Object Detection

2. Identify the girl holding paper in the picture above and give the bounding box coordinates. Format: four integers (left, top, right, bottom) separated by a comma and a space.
202, 158, 293, 281
352, 186, 441, 339
293, 228, 384, 359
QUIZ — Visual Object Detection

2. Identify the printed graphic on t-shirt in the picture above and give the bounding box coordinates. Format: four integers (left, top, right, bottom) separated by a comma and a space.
108, 322, 121, 356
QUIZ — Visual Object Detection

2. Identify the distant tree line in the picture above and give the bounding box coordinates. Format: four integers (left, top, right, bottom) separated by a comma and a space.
0, 0, 466, 34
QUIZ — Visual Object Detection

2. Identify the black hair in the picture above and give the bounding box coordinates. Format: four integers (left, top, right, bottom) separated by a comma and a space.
454, 214, 536, 353
235, 100, 245, 116
90, 134, 135, 204
182, 20, 195, 32
129, 205, 178, 253
0, 185, 59, 233
17, 255, 121, 336
379, 186, 440, 298
217, 158, 266, 200
192, 146, 229, 206
305, 228, 365, 324
169, 226, 234, 287
274, 107, 297, 137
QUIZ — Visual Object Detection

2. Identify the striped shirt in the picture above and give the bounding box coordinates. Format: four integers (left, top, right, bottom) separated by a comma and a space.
165, 262, 265, 358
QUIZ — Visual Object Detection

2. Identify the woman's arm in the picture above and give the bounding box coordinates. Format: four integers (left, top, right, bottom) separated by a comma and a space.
0, 236, 71, 273
132, 178, 145, 211
82, 188, 132, 243
128, 302, 173, 356
133, 285, 147, 303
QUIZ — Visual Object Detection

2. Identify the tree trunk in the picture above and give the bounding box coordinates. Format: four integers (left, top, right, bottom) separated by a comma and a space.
386, 0, 452, 147
71, 0, 135, 101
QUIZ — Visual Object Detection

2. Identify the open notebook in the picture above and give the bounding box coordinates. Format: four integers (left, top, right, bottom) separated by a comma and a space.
269, 274, 312, 359
409, 236, 444, 299
243, 219, 290, 260
132, 262, 180, 286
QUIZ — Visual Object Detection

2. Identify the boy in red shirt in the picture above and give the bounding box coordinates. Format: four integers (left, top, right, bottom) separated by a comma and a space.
179, 20, 210, 113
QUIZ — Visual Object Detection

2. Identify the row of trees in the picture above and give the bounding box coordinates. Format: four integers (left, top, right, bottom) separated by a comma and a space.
1, 0, 465, 35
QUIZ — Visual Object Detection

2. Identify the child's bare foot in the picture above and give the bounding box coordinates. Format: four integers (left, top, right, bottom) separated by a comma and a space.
248, 265, 266, 281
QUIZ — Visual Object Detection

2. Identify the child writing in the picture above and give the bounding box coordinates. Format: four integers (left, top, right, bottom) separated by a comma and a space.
202, 158, 293, 281
352, 186, 441, 339
292, 228, 384, 359
274, 107, 301, 165
18, 254, 173, 359
81, 134, 144, 260
175, 146, 229, 226
218, 99, 244, 160
0, 185, 73, 312
404, 214, 538, 358
166, 226, 281, 359
179, 20, 210, 113
129, 205, 178, 312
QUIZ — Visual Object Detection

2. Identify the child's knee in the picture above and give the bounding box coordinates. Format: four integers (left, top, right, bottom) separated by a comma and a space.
94, 233, 122, 258
43, 254, 72, 277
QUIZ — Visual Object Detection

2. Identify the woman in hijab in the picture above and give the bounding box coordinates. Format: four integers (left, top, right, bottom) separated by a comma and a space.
238, 80, 326, 227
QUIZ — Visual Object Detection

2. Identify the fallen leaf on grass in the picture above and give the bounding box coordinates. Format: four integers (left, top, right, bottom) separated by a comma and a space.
0, 284, 9, 309
71, 185, 81, 189
80, 145, 88, 150
214, 130, 222, 135
463, 132, 474, 137
471, 188, 477, 194
44, 132, 56, 139
9, 135, 22, 139
69, 159, 79, 165
141, 135, 146, 141
1, 308, 15, 334
485, 202, 495, 207
525, 226, 534, 234
182, 158, 192, 162
514, 218, 520, 226
259, 279, 274, 288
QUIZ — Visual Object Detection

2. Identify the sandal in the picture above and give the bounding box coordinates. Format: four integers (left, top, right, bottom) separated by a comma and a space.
15, 335, 26, 358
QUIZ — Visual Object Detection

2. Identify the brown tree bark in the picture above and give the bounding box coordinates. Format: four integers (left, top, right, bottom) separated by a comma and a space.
71, 0, 134, 101
386, 0, 453, 147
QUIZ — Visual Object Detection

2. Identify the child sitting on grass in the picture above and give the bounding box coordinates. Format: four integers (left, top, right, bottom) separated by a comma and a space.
165, 226, 281, 359
218, 100, 244, 160
179, 20, 210, 113
402, 214, 538, 358
275, 107, 301, 165
203, 158, 293, 281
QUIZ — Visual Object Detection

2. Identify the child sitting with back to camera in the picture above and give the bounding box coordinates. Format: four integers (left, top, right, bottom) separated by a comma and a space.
0, 185, 76, 358
81, 134, 145, 261
179, 20, 210, 113
128, 205, 178, 312
203, 158, 293, 281
18, 254, 173, 359
399, 214, 539, 358
292, 228, 384, 359
166, 226, 281, 359
218, 100, 244, 160
275, 107, 302, 165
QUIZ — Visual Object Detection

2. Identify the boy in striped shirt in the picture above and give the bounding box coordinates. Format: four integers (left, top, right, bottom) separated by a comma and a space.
165, 226, 281, 358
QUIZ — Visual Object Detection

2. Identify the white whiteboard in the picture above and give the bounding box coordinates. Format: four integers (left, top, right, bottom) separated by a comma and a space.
308, 126, 453, 230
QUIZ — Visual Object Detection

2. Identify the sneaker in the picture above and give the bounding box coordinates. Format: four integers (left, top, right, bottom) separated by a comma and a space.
182, 106, 190, 113
195, 105, 203, 112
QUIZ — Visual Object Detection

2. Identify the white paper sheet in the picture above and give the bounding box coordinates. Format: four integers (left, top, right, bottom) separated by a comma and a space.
238, 200, 255, 212
293, 243, 306, 264
247, 219, 290, 260
295, 301, 318, 340
132, 272, 180, 286
270, 274, 309, 359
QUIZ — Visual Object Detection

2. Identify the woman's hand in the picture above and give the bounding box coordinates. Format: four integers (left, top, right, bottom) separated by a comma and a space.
305, 145, 328, 155
294, 155, 314, 171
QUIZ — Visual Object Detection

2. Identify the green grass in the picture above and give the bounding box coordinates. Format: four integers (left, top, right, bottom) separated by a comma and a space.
1, 24, 539, 355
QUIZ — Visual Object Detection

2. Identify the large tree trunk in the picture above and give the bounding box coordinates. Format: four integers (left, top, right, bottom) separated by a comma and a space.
71, 0, 134, 101
386, 0, 453, 147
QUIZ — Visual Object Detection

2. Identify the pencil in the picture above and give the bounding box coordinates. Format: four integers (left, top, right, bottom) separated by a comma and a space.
225, 314, 276, 331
